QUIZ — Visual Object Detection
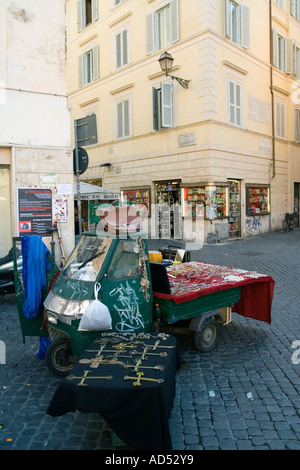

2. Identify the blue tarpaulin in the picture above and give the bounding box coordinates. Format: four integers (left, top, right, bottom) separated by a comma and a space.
21, 235, 52, 358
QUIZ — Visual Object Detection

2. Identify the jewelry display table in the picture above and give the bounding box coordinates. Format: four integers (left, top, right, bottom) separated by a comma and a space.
47, 332, 181, 450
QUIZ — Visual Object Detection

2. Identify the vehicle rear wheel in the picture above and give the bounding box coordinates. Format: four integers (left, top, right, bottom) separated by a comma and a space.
193, 318, 219, 352
45, 337, 76, 376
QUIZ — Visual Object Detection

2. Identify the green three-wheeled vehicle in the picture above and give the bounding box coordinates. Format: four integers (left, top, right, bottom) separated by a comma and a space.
13, 226, 243, 377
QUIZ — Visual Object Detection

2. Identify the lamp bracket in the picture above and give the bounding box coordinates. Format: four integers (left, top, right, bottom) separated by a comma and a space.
166, 73, 190, 89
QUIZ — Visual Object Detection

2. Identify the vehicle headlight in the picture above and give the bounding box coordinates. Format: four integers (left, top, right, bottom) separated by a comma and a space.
44, 292, 93, 318
63, 299, 92, 317
47, 312, 58, 324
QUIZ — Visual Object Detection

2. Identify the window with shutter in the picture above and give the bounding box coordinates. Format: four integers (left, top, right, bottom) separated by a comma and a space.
146, 0, 179, 54
78, 45, 99, 86
225, 0, 250, 48
152, 83, 174, 130
228, 80, 242, 127
291, 0, 300, 21
77, 0, 98, 31
117, 100, 130, 139
272, 30, 295, 75
116, 29, 128, 69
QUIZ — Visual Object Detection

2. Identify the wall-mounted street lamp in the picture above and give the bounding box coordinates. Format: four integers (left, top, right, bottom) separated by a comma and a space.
158, 51, 190, 89
100, 163, 112, 168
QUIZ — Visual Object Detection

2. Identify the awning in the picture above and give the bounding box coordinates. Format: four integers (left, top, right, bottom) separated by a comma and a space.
74, 182, 120, 201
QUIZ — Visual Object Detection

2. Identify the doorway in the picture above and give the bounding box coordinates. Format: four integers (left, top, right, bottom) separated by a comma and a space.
155, 180, 181, 238
228, 179, 241, 238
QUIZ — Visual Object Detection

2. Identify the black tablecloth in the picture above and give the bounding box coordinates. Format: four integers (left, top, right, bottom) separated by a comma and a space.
47, 332, 181, 450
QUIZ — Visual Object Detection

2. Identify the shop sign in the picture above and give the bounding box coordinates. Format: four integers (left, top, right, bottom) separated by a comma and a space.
79, 193, 120, 201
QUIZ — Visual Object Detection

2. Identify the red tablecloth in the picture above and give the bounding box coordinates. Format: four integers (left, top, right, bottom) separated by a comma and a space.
153, 262, 275, 324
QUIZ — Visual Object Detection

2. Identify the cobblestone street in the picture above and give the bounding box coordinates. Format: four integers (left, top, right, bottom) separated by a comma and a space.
0, 229, 300, 451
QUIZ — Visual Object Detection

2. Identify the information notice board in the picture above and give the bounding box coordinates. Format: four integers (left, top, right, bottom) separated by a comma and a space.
18, 188, 52, 237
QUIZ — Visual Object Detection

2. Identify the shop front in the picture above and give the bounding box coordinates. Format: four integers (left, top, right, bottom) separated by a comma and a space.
155, 181, 182, 239
181, 182, 229, 243
245, 184, 270, 237
121, 181, 182, 240
119, 179, 272, 242
121, 181, 230, 242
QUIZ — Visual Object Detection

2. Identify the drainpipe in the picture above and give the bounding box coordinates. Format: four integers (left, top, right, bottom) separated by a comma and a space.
270, 0, 276, 179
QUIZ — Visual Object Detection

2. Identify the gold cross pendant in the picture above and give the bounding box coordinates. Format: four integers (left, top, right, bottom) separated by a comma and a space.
124, 372, 164, 386
67, 370, 113, 386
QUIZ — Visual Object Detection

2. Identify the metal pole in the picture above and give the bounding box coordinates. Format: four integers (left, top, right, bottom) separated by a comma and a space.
74, 120, 82, 236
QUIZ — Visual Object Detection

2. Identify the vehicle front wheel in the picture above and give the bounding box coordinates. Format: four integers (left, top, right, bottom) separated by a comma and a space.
193, 318, 219, 352
45, 337, 76, 376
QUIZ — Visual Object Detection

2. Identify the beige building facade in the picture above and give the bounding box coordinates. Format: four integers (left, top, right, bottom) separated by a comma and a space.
66, 0, 300, 243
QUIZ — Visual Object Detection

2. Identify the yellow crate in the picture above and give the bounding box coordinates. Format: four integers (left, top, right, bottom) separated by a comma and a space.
148, 251, 162, 262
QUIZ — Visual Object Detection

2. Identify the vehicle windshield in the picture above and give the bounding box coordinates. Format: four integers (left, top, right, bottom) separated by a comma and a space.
61, 235, 112, 282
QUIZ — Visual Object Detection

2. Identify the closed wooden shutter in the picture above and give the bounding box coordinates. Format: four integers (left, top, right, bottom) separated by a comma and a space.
92, 45, 99, 81
161, 83, 173, 128
92, 0, 98, 22
276, 101, 285, 138
240, 5, 250, 48
225, 0, 231, 39
77, 0, 84, 32
124, 100, 129, 137
285, 38, 295, 74
116, 32, 122, 68
146, 12, 155, 54
116, 29, 128, 68
272, 29, 279, 67
117, 101, 130, 138
228, 80, 241, 126
170, 0, 179, 44
117, 102, 123, 138
78, 54, 84, 86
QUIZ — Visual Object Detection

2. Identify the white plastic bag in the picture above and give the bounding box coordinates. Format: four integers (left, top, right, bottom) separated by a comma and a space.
78, 283, 112, 331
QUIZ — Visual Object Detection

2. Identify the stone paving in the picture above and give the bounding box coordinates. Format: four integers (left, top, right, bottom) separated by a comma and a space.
0, 228, 299, 450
